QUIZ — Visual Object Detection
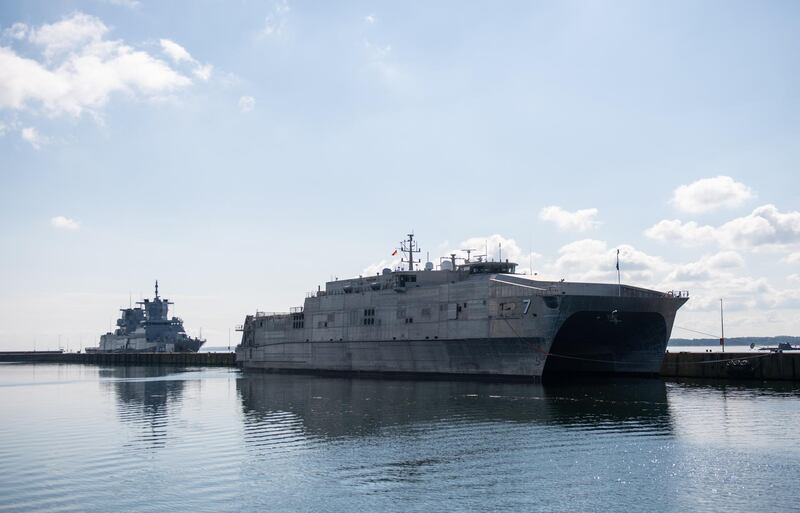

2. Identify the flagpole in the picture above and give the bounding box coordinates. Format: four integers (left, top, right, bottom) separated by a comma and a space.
616, 249, 621, 297
720, 298, 725, 353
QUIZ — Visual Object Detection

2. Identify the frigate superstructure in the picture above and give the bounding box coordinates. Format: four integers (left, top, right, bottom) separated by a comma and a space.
89, 281, 205, 353
236, 235, 688, 380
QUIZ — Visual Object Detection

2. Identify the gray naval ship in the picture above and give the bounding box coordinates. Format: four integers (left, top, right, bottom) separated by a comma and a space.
89, 281, 205, 353
236, 235, 688, 380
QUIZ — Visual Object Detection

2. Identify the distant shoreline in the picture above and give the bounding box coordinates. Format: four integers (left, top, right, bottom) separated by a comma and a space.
669, 336, 799, 346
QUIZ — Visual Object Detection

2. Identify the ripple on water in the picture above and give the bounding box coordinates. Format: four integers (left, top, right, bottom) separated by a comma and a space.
1, 367, 800, 513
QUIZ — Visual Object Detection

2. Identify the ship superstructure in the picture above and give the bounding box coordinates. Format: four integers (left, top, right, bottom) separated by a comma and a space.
91, 281, 205, 353
236, 235, 688, 380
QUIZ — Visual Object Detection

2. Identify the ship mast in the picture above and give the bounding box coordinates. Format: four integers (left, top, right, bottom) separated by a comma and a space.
154, 280, 159, 300
400, 233, 421, 271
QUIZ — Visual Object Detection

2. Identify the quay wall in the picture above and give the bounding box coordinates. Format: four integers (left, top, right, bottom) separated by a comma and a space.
1, 351, 799, 381
0, 351, 235, 366
660, 351, 800, 381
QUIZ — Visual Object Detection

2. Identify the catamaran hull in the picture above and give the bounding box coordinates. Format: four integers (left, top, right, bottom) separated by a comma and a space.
237, 294, 682, 380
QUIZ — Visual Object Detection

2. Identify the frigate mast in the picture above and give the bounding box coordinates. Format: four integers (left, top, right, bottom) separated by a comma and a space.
400, 233, 421, 271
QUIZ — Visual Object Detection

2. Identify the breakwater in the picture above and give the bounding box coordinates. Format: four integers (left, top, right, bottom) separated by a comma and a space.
660, 351, 800, 380
2, 351, 799, 380
0, 351, 235, 366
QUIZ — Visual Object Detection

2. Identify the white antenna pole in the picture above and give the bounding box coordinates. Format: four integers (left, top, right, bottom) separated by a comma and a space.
720, 298, 725, 353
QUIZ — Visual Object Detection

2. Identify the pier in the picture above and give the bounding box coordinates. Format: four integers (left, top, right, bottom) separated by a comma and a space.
660, 351, 800, 381
0, 351, 235, 366
1, 351, 799, 381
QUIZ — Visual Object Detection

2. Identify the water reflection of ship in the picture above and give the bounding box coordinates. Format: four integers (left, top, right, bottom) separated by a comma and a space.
236, 373, 673, 440
101, 366, 187, 447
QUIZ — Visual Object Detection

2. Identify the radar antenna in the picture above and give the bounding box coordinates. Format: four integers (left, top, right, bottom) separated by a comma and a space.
154, 280, 159, 300
462, 248, 477, 263
400, 233, 421, 271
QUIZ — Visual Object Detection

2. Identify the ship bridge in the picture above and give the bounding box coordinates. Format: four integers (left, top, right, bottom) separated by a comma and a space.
457, 261, 517, 275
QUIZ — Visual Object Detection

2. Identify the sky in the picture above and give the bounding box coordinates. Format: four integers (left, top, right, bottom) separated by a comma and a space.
1, 0, 799, 350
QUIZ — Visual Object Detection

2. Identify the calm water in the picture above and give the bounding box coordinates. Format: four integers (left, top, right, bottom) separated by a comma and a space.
1, 364, 799, 513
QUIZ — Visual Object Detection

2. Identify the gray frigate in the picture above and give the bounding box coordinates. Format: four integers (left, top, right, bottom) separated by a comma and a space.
236, 235, 688, 380
89, 281, 205, 353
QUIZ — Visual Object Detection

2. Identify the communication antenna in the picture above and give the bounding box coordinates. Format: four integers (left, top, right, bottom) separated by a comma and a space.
462, 248, 477, 263
720, 298, 725, 353
399, 233, 421, 271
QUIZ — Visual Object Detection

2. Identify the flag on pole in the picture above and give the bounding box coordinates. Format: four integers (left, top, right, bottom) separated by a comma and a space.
616, 249, 620, 271
391, 249, 398, 256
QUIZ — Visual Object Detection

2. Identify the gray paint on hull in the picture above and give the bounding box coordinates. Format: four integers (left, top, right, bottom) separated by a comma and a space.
238, 337, 549, 377
237, 271, 687, 379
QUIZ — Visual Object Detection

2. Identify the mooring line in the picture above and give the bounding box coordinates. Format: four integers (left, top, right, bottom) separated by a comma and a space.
501, 317, 775, 367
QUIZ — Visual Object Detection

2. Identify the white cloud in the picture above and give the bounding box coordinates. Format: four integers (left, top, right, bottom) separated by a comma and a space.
716, 204, 800, 250
193, 63, 213, 81
784, 252, 800, 265
646, 205, 800, 252
159, 39, 193, 63
453, 234, 525, 264
160, 38, 212, 81
3, 22, 28, 40
104, 0, 141, 8
664, 251, 744, 282
21, 126, 46, 149
50, 215, 79, 230
644, 219, 716, 245
363, 258, 401, 276
364, 15, 377, 24
671, 175, 754, 214
539, 206, 599, 232
0, 13, 199, 119
549, 239, 668, 284
238, 95, 255, 113
259, 0, 290, 39
28, 12, 109, 60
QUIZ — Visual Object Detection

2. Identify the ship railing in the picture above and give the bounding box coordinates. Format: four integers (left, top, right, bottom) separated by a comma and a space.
490, 278, 562, 296
254, 311, 291, 319
666, 290, 690, 298
235, 324, 244, 331
289, 306, 304, 313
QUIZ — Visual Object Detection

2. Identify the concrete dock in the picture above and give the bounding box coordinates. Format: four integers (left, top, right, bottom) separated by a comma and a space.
0, 351, 235, 366
660, 351, 800, 381
1, 350, 798, 381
